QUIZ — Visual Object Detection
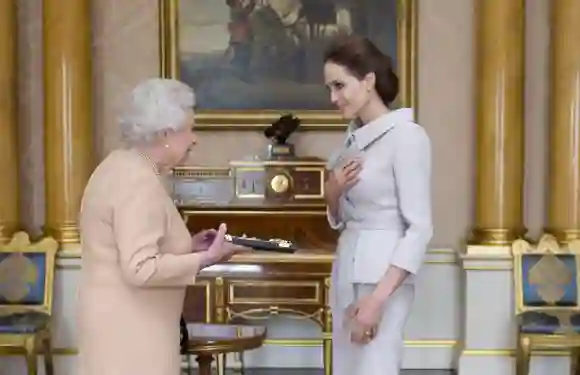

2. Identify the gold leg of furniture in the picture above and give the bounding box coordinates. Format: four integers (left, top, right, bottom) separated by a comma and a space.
43, 335, 54, 375
470, 0, 526, 245
323, 335, 332, 375
545, 0, 580, 242
216, 353, 226, 375
0, 0, 19, 244
43, 0, 94, 247
515, 336, 531, 375
24, 337, 37, 375
324, 277, 332, 375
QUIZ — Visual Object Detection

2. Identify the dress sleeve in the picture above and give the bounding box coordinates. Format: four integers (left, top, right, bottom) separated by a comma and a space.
325, 150, 345, 231
326, 206, 345, 231
113, 175, 202, 287
389, 124, 433, 275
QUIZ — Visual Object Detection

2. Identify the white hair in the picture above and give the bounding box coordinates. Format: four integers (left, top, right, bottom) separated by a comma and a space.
119, 78, 196, 144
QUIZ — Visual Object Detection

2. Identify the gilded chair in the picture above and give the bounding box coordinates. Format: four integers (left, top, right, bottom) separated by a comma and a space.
512, 234, 580, 375
0, 232, 58, 375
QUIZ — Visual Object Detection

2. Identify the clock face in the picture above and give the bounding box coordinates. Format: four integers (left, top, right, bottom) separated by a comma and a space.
270, 174, 290, 193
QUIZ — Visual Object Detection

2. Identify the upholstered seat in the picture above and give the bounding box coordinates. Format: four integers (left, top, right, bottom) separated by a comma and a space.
512, 235, 580, 375
0, 312, 51, 334
518, 310, 580, 334
0, 232, 58, 375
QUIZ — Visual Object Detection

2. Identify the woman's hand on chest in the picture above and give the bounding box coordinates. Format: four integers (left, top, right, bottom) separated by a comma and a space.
326, 157, 363, 196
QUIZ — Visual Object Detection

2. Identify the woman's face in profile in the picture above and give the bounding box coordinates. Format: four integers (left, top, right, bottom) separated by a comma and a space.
164, 109, 197, 166
324, 61, 371, 120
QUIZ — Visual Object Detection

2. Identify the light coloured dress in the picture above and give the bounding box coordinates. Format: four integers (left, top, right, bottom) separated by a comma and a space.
327, 108, 433, 375
77, 148, 202, 375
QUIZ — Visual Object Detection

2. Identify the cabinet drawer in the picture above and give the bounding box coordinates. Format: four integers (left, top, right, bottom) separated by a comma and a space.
227, 279, 323, 305
183, 280, 213, 322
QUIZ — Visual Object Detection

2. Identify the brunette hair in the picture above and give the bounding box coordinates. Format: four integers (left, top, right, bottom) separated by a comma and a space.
323, 35, 399, 106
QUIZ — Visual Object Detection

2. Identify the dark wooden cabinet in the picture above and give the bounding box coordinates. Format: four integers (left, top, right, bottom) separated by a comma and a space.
173, 160, 336, 375
183, 253, 333, 325
182, 253, 333, 375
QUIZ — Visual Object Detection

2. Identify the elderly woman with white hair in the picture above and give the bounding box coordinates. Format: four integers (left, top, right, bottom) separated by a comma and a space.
77, 78, 240, 375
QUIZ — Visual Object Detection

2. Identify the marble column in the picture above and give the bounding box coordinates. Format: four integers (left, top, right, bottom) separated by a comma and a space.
545, 0, 580, 242
43, 0, 93, 249
0, 0, 19, 243
470, 0, 526, 246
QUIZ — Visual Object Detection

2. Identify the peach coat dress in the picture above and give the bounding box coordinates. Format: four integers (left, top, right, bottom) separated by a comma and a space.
77, 147, 201, 375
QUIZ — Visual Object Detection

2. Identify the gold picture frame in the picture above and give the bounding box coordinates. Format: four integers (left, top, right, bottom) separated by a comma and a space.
159, 0, 418, 131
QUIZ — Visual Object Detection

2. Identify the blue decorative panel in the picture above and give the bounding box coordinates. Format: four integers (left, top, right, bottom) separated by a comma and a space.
0, 252, 46, 305
521, 254, 577, 307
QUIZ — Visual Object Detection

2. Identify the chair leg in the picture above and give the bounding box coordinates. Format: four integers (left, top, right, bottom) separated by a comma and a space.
239, 352, 245, 375
24, 337, 37, 375
216, 353, 226, 375
571, 347, 580, 375
230, 352, 244, 374
515, 336, 531, 375
43, 336, 54, 375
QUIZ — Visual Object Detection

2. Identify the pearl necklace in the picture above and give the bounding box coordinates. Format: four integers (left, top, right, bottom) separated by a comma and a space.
135, 148, 160, 176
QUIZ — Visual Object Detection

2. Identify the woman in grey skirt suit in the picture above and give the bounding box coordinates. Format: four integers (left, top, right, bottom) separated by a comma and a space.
323, 35, 433, 375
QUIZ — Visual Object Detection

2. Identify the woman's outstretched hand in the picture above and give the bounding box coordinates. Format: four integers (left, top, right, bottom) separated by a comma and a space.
190, 229, 217, 252
204, 223, 245, 264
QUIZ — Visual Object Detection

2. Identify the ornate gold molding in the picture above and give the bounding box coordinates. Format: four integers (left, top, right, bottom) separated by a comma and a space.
158, 0, 418, 130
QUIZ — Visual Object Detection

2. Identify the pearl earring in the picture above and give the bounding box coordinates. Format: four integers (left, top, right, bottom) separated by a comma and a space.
164, 144, 169, 148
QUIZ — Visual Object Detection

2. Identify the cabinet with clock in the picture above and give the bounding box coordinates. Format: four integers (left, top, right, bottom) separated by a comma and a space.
171, 157, 336, 375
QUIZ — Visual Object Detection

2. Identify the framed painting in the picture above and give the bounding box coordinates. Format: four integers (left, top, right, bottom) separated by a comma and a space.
159, 0, 417, 130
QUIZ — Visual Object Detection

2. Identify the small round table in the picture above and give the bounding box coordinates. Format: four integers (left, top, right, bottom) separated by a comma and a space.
185, 323, 266, 375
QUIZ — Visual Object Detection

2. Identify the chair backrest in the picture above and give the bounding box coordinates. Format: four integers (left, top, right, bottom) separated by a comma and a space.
0, 232, 58, 315
512, 234, 580, 314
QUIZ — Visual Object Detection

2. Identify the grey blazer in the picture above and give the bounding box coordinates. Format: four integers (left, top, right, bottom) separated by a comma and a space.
326, 108, 433, 284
